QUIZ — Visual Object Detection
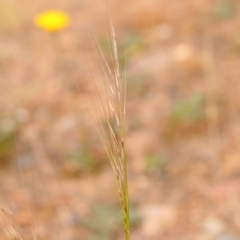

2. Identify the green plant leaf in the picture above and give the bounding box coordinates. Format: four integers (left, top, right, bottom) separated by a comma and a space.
215, 0, 235, 19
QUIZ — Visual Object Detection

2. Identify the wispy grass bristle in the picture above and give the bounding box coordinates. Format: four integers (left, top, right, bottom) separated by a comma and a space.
86, 2, 130, 239
0, 203, 24, 240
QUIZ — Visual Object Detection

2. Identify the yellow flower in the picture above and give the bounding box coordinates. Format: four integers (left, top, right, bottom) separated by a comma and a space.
34, 10, 70, 32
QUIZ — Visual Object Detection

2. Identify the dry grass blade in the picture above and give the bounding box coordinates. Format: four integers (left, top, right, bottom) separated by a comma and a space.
85, 1, 130, 239
0, 203, 24, 240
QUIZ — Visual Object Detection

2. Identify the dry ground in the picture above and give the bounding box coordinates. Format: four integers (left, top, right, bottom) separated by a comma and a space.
1, 0, 240, 239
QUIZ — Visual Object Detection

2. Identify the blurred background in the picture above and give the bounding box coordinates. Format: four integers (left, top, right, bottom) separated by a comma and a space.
1, 0, 240, 239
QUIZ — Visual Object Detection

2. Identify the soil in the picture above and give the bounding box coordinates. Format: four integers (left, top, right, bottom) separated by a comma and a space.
1, 0, 240, 240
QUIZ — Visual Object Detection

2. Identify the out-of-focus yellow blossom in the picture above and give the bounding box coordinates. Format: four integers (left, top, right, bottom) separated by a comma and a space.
34, 10, 70, 32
